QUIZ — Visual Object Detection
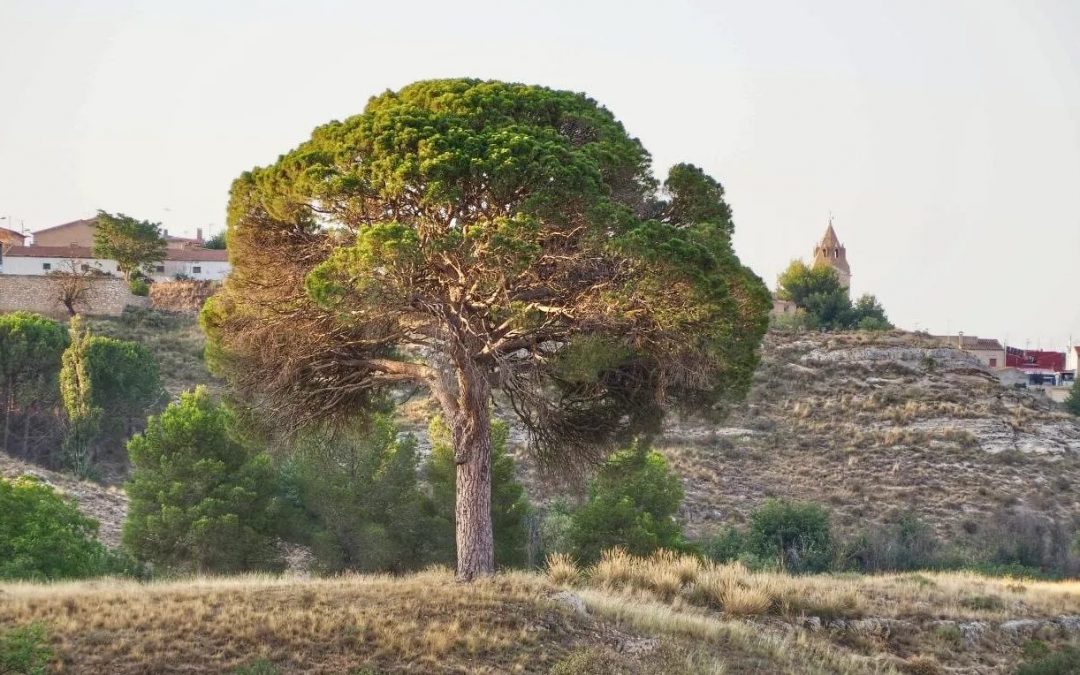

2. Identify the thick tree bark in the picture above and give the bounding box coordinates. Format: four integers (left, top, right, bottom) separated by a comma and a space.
450, 378, 495, 581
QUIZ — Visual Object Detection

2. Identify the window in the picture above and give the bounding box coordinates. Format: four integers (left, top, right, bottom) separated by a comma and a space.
989, 358, 997, 368
192, 266, 202, 274
155, 265, 165, 273
80, 264, 90, 272
42, 262, 51, 271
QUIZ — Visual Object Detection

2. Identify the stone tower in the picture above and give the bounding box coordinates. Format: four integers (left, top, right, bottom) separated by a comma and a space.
811, 218, 850, 289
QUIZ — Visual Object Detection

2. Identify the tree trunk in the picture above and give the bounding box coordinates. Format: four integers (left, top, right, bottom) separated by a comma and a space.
451, 389, 495, 581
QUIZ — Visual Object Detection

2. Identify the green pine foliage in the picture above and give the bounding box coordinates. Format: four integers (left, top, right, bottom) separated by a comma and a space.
0, 476, 120, 580
84, 335, 163, 441
1065, 380, 1080, 417
747, 499, 833, 573
59, 316, 100, 476
283, 416, 441, 573
0, 312, 68, 455
776, 260, 892, 331
566, 442, 686, 563
123, 387, 285, 573
427, 417, 531, 568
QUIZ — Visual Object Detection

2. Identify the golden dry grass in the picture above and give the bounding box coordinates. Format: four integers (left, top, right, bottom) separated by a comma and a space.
0, 570, 596, 674
555, 549, 1080, 623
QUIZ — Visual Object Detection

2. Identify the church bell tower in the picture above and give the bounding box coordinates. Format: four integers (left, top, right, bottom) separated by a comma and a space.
811, 218, 851, 289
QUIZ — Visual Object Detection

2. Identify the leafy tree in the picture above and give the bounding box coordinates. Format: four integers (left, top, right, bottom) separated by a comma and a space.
851, 293, 892, 331
776, 261, 851, 329
202, 79, 770, 579
0, 476, 117, 580
123, 387, 285, 573
84, 336, 162, 441
777, 261, 892, 331
566, 442, 685, 563
1065, 380, 1080, 417
92, 210, 167, 281
748, 499, 833, 573
59, 316, 100, 476
427, 416, 530, 568
284, 416, 436, 572
203, 231, 227, 249
0, 312, 67, 456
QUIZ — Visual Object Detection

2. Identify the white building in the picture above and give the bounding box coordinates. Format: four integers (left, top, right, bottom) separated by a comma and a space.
0, 245, 229, 282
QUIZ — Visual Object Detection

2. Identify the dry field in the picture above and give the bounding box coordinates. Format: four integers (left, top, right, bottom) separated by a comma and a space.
4, 555, 1080, 674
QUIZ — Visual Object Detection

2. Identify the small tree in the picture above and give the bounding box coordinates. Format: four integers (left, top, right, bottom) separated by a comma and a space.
427, 416, 530, 568
59, 316, 100, 476
285, 415, 435, 572
84, 336, 162, 441
123, 387, 285, 573
92, 210, 167, 281
748, 499, 833, 573
566, 442, 685, 563
0, 312, 68, 456
0, 476, 116, 580
1066, 380, 1080, 417
48, 259, 103, 316
203, 79, 770, 579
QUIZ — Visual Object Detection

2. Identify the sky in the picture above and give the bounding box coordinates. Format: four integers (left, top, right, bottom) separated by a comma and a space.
1, 0, 1078, 350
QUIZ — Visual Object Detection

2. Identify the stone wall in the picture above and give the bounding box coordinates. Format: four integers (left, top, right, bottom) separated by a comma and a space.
149, 280, 218, 313
0, 274, 147, 317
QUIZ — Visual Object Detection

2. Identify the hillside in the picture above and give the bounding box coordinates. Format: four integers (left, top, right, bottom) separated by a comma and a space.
4, 558, 1080, 674
654, 331, 1080, 541
3, 318, 1079, 558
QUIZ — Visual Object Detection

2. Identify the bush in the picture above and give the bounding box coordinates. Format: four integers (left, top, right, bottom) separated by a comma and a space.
427, 417, 530, 568
702, 526, 747, 563
845, 512, 943, 572
1066, 381, 1080, 417
84, 335, 163, 445
0, 622, 52, 675
283, 415, 440, 573
123, 387, 286, 573
1015, 644, 1080, 675
566, 442, 685, 564
982, 508, 1079, 576
0, 312, 68, 460
748, 499, 832, 573
0, 476, 120, 580
129, 277, 149, 296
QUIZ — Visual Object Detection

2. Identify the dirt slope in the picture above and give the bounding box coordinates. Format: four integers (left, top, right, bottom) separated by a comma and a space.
657, 330, 1080, 538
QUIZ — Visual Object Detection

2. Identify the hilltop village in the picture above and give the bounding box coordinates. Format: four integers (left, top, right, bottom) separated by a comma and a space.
772, 221, 1078, 403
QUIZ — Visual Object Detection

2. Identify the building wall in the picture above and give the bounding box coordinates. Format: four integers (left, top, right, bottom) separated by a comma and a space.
32, 222, 96, 248
2, 255, 228, 281
149, 280, 218, 313
1, 255, 122, 276
146, 260, 230, 282
0, 274, 147, 317
1067, 348, 1079, 375
967, 349, 1006, 369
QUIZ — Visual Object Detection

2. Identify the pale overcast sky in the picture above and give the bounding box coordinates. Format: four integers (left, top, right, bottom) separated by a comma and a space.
1, 0, 1078, 349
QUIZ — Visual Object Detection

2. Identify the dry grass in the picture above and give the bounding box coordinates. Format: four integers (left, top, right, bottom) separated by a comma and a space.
0, 570, 596, 674
554, 549, 1080, 623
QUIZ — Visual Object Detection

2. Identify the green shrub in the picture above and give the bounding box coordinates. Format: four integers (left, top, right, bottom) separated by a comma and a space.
539, 500, 576, 558
0, 622, 52, 675
0, 476, 122, 580
1066, 381, 1080, 417
566, 442, 685, 564
748, 499, 832, 573
129, 277, 150, 296
702, 526, 747, 563
123, 387, 286, 573
427, 416, 530, 568
1015, 644, 1080, 675
0, 312, 68, 459
845, 512, 942, 572
84, 335, 163, 443
284, 415, 441, 573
